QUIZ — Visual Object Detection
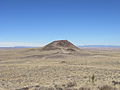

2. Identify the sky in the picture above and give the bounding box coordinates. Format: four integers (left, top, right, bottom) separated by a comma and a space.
0, 0, 120, 47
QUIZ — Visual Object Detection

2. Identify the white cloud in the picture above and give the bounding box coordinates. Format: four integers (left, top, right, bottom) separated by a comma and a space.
0, 42, 44, 47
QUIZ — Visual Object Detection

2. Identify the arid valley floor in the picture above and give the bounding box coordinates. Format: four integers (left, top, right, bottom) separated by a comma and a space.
0, 42, 120, 90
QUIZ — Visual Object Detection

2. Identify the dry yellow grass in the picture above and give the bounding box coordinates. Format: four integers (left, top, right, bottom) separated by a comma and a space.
0, 47, 120, 90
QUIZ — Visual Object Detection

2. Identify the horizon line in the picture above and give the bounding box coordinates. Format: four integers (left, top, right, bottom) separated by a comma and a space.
0, 41, 120, 47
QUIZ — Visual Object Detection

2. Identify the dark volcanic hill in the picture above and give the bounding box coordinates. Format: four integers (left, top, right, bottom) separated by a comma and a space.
42, 40, 80, 53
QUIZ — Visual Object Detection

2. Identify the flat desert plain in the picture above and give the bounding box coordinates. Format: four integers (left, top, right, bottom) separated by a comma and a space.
0, 47, 120, 90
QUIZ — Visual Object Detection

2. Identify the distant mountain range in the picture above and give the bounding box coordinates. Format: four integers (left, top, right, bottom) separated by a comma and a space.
0, 45, 120, 49
79, 45, 120, 47
0, 46, 36, 49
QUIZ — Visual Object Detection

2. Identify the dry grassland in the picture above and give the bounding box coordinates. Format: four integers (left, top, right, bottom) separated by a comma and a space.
0, 47, 120, 90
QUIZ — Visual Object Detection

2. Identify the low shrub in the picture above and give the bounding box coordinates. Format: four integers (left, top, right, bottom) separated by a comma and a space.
98, 85, 117, 90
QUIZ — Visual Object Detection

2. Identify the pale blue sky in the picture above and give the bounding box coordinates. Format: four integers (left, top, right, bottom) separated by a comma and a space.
0, 0, 120, 46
